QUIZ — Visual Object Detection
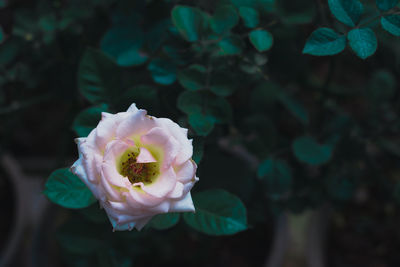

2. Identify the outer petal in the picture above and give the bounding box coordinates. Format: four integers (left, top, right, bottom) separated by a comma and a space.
154, 118, 193, 166
175, 160, 197, 183
141, 127, 179, 170
167, 182, 184, 199
126, 103, 139, 113
169, 192, 195, 213
71, 157, 101, 200
116, 109, 155, 140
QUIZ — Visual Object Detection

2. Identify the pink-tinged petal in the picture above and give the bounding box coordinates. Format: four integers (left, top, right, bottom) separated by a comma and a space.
168, 182, 184, 199
134, 167, 176, 198
76, 141, 102, 184
126, 103, 139, 113
169, 192, 195, 213
154, 118, 193, 165
147, 201, 170, 214
71, 157, 104, 200
100, 167, 123, 202
101, 162, 127, 188
181, 176, 199, 195
175, 160, 197, 183
134, 217, 152, 230
141, 127, 179, 170
102, 140, 132, 188
125, 188, 163, 208
116, 109, 155, 139
109, 215, 136, 231
136, 147, 157, 163
101, 112, 113, 120
95, 114, 121, 150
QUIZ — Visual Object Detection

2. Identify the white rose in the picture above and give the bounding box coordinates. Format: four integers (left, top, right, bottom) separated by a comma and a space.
71, 103, 198, 231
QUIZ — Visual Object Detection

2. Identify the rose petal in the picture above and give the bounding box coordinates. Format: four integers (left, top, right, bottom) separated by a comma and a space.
116, 109, 155, 140
126, 103, 139, 113
175, 160, 197, 183
169, 192, 195, 213
134, 166, 177, 198
141, 127, 179, 170
168, 181, 184, 199
136, 147, 157, 163
155, 118, 193, 165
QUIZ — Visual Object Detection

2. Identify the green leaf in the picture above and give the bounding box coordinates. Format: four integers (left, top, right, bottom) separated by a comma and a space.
147, 59, 176, 85
239, 7, 259, 28
218, 36, 243, 55
193, 137, 205, 164
381, 15, 400, 36
183, 189, 247, 235
101, 25, 148, 67
292, 136, 333, 165
72, 104, 107, 137
0, 38, 21, 65
0, 0, 6, 8
367, 69, 396, 102
257, 158, 292, 199
303, 28, 346, 56
189, 112, 216, 136
249, 29, 273, 52
376, 0, 399, 11
44, 168, 96, 209
78, 48, 121, 104
177, 65, 207, 91
347, 28, 377, 59
328, 0, 363, 27
278, 92, 309, 125
171, 5, 207, 42
177, 91, 232, 123
0, 26, 4, 43
210, 5, 238, 34
149, 213, 180, 230
209, 73, 237, 97
38, 14, 57, 32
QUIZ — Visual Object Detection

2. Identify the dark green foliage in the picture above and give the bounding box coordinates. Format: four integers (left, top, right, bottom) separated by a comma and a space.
183, 189, 248, 235
381, 15, 400, 36
328, 0, 364, 27
376, 0, 399, 11
292, 136, 333, 165
239, 7, 259, 28
257, 158, 292, 199
171, 5, 207, 42
44, 168, 96, 209
303, 28, 346, 56
72, 104, 108, 137
249, 29, 274, 52
210, 5, 239, 34
347, 28, 377, 59
149, 213, 180, 230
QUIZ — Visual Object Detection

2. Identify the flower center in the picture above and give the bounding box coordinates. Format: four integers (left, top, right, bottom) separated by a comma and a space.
117, 148, 160, 185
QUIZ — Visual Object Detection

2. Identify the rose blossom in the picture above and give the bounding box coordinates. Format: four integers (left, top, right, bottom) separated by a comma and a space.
71, 103, 198, 231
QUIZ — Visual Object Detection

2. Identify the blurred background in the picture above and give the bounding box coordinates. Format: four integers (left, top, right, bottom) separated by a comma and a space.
2, 0, 400, 266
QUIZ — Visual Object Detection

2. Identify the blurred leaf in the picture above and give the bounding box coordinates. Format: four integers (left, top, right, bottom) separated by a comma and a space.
278, 92, 309, 125
178, 91, 232, 123
210, 5, 239, 34
257, 158, 292, 199
78, 48, 121, 104
193, 137, 205, 164
44, 168, 96, 209
72, 104, 108, 137
303, 28, 346, 56
189, 112, 216, 136
101, 24, 147, 67
0, 38, 21, 65
80, 204, 108, 224
367, 70, 396, 102
250, 82, 280, 110
57, 218, 106, 255
0, 0, 6, 8
148, 58, 176, 85
239, 7, 259, 28
38, 14, 57, 32
292, 136, 333, 165
381, 15, 400, 36
0, 26, 4, 43
328, 0, 363, 27
171, 5, 207, 42
149, 213, 180, 230
347, 28, 377, 59
218, 36, 243, 55
96, 248, 132, 267
249, 29, 273, 52
209, 74, 237, 97
376, 0, 399, 11
183, 189, 247, 235
177, 65, 207, 91
325, 176, 354, 201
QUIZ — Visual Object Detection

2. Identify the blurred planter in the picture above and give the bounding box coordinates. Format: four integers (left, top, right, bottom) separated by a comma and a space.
265, 206, 332, 267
